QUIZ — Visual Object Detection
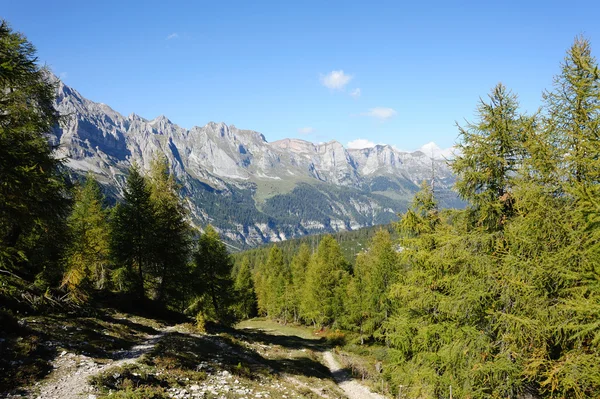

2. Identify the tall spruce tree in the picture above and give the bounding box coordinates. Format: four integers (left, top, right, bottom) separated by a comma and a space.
62, 176, 111, 302
110, 164, 154, 299
0, 20, 68, 281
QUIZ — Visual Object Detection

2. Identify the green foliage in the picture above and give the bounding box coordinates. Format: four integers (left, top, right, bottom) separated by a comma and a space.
147, 156, 192, 306
233, 256, 257, 319
452, 83, 529, 230
0, 20, 68, 282
62, 175, 111, 302
354, 230, 399, 342
230, 36, 600, 399
190, 225, 236, 325
4, 20, 600, 399
110, 164, 155, 299
289, 243, 310, 322
302, 236, 350, 327
254, 245, 292, 321
543, 36, 600, 188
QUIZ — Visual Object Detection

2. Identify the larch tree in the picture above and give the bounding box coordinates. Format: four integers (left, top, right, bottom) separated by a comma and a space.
233, 256, 257, 319
191, 225, 235, 324
452, 83, 528, 230
302, 235, 349, 327
254, 245, 291, 321
543, 36, 600, 188
361, 229, 399, 342
290, 243, 311, 323
62, 176, 111, 302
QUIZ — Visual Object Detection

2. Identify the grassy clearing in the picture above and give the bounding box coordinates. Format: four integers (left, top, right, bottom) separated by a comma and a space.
252, 177, 301, 206
236, 318, 320, 340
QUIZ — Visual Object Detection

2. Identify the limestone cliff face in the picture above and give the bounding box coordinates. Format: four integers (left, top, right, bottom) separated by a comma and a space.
50, 78, 460, 248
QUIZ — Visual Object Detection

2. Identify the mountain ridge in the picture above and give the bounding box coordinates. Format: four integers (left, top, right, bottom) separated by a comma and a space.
50, 76, 461, 248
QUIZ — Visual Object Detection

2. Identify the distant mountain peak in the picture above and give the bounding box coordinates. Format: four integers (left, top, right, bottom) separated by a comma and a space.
50, 79, 461, 248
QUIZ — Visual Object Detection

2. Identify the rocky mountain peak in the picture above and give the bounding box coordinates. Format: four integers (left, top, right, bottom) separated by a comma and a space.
51, 79, 461, 247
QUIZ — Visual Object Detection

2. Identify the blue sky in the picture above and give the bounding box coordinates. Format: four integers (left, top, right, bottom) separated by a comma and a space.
4, 0, 600, 151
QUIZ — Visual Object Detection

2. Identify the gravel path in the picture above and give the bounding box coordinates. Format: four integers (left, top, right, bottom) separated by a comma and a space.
7, 324, 387, 399
323, 351, 387, 399
23, 330, 167, 399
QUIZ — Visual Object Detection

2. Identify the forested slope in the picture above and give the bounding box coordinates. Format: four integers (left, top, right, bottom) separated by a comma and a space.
235, 37, 600, 398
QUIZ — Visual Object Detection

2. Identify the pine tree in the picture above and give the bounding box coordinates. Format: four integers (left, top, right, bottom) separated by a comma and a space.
110, 164, 155, 299
452, 83, 528, 230
0, 20, 68, 281
191, 225, 235, 324
147, 156, 192, 306
62, 176, 111, 302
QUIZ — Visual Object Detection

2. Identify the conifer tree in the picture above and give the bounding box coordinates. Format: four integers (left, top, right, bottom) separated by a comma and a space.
0, 20, 68, 280
110, 164, 155, 299
452, 83, 528, 230
344, 254, 369, 344
290, 243, 310, 323
233, 256, 257, 319
62, 176, 111, 302
302, 236, 349, 327
361, 229, 399, 341
543, 36, 600, 188
191, 225, 235, 323
147, 156, 191, 305
254, 246, 291, 321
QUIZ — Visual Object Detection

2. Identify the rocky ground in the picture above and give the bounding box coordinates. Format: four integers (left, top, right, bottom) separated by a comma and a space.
1, 314, 388, 399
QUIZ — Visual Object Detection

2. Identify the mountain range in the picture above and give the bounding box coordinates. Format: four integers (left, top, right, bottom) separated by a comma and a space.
49, 77, 461, 249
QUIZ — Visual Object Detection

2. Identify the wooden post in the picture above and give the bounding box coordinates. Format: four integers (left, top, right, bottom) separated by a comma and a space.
449, 385, 453, 399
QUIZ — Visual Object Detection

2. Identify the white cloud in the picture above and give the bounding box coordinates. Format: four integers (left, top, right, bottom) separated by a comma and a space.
347, 139, 377, 149
418, 142, 457, 159
362, 107, 397, 121
320, 70, 352, 90
166, 33, 179, 40
59, 72, 68, 80
350, 88, 361, 98
297, 127, 315, 135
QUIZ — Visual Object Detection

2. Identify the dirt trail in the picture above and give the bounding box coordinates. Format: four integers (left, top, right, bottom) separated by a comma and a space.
323, 351, 386, 399
10, 321, 387, 399
25, 330, 168, 399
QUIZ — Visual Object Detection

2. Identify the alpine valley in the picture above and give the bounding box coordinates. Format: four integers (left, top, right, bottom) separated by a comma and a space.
50, 77, 461, 248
